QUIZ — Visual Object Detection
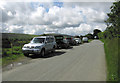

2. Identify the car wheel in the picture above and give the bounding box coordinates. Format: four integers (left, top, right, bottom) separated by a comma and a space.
67, 44, 70, 48
41, 49, 45, 57
64, 45, 68, 49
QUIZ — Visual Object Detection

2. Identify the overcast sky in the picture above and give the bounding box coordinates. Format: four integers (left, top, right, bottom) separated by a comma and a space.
0, 1, 113, 36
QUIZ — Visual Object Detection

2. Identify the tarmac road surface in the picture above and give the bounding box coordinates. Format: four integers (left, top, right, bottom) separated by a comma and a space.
3, 40, 106, 81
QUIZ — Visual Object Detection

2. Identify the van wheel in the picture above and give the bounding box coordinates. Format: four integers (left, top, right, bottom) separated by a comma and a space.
41, 49, 45, 57
51, 46, 55, 53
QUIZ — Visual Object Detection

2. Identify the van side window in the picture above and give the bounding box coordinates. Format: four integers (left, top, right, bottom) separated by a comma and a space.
46, 38, 50, 43
50, 38, 54, 42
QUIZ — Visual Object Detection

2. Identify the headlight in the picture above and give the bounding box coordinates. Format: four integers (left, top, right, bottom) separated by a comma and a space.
23, 46, 27, 48
23, 46, 30, 48
35, 46, 41, 49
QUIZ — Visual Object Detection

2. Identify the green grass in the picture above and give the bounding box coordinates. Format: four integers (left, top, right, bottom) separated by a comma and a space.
2, 54, 24, 67
88, 39, 93, 42
2, 33, 39, 67
101, 38, 119, 81
100, 38, 105, 43
0, 59, 2, 66
2, 46, 25, 67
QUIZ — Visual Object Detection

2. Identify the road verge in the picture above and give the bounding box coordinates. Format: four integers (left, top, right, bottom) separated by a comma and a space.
100, 38, 119, 81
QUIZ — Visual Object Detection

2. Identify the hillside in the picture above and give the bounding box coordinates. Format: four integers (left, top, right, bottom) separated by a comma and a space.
2, 33, 38, 48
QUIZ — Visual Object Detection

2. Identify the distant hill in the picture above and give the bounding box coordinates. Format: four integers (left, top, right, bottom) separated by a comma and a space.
40, 33, 74, 37
2, 33, 38, 48
2, 33, 38, 40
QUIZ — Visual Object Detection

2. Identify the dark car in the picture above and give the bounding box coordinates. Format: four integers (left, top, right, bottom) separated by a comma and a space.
66, 36, 77, 45
54, 35, 70, 48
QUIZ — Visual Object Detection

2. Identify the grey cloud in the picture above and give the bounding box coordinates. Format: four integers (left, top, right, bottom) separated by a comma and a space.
0, 9, 14, 22
4, 2, 34, 14
12, 26, 24, 33
1, 2, 111, 35
63, 2, 112, 12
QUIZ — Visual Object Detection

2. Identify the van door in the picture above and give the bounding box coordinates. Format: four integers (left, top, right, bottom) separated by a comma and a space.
49, 38, 54, 49
45, 38, 51, 51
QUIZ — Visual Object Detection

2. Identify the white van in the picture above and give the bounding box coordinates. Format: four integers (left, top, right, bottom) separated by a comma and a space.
82, 37, 88, 43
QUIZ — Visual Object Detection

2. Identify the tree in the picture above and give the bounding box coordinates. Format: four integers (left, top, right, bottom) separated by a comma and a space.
74, 35, 80, 38
105, 1, 120, 38
85, 33, 94, 39
79, 35, 83, 40
93, 29, 102, 39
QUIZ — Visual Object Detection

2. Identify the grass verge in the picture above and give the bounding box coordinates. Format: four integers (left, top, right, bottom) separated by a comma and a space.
2, 46, 25, 67
88, 39, 93, 43
100, 38, 119, 81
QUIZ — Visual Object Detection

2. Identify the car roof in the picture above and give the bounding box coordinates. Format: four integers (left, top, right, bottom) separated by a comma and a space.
83, 37, 88, 38
34, 36, 54, 38
75, 38, 80, 39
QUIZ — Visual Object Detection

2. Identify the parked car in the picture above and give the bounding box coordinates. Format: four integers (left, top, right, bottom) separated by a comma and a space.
73, 38, 78, 45
22, 36, 56, 57
66, 36, 76, 45
82, 37, 88, 43
74, 38, 81, 44
54, 35, 70, 48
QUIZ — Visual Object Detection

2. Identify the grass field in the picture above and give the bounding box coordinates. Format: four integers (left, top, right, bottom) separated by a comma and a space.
2, 46, 25, 67
88, 39, 93, 43
101, 38, 119, 81
2, 33, 38, 67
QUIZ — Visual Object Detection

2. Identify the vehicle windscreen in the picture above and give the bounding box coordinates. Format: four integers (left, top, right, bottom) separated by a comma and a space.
83, 37, 88, 40
75, 39, 79, 40
31, 38, 45, 43
66, 38, 72, 41
55, 36, 63, 40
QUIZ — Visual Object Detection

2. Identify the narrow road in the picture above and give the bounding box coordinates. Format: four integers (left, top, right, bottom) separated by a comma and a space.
3, 40, 106, 81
